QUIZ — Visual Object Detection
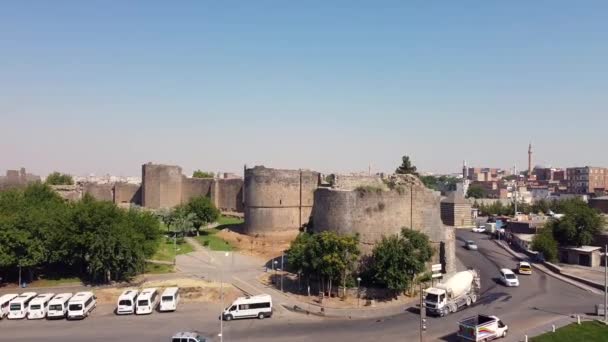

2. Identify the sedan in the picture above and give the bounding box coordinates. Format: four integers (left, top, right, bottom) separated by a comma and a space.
465, 240, 478, 250
472, 226, 486, 233
500, 268, 520, 287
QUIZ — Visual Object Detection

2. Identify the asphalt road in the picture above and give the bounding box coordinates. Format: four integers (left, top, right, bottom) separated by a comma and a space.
0, 230, 602, 341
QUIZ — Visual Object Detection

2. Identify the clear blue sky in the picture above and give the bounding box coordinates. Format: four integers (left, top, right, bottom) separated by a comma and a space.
1, 1, 607, 177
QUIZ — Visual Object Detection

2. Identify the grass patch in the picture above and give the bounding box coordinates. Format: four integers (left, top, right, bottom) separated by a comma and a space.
152, 237, 195, 262
144, 263, 174, 274
531, 321, 608, 342
217, 215, 244, 226
31, 277, 82, 287
196, 228, 235, 251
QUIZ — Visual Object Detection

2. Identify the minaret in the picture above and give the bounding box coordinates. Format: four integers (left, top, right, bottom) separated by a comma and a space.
462, 160, 468, 179
528, 142, 532, 178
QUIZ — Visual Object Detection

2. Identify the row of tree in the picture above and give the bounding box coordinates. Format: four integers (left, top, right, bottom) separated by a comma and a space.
288, 228, 434, 296
531, 199, 604, 262
474, 198, 595, 217
0, 183, 161, 283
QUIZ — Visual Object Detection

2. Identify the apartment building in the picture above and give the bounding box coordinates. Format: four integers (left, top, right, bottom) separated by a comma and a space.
566, 167, 608, 194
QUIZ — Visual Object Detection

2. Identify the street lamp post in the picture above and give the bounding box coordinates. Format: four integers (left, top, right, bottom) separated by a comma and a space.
220, 252, 230, 342
357, 277, 362, 308
281, 252, 284, 292
604, 244, 607, 323
173, 232, 177, 266
273, 260, 278, 286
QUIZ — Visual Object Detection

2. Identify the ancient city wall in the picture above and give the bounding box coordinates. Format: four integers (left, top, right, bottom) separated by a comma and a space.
312, 175, 455, 273
329, 174, 386, 190
83, 183, 114, 202
244, 166, 319, 234
215, 178, 244, 212
142, 163, 183, 209
181, 177, 213, 204
114, 183, 141, 205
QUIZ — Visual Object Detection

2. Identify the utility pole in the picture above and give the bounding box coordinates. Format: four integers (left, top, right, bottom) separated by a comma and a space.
281, 252, 284, 293
419, 282, 426, 342
604, 245, 608, 324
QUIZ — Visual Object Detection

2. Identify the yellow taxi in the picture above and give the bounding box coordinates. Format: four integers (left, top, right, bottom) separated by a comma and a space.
518, 261, 532, 275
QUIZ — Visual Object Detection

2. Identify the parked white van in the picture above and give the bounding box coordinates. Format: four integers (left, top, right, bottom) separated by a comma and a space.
7, 292, 37, 319
67, 292, 96, 320
47, 293, 73, 319
136, 288, 159, 315
159, 287, 180, 312
27, 293, 55, 319
222, 294, 272, 321
0, 294, 18, 319
116, 289, 138, 315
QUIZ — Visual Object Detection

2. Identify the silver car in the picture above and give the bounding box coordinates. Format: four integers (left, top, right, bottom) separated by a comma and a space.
465, 240, 478, 250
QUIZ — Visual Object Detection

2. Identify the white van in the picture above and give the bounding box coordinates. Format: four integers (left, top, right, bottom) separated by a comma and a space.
0, 294, 18, 319
7, 292, 37, 319
136, 288, 159, 315
116, 289, 138, 315
27, 293, 55, 319
159, 287, 180, 312
67, 292, 96, 320
47, 293, 73, 319
222, 294, 272, 321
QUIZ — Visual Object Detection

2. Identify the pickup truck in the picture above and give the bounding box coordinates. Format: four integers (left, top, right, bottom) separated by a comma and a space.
457, 314, 508, 341
171, 331, 211, 342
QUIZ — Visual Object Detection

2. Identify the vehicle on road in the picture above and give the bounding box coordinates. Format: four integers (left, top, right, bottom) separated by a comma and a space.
171, 331, 211, 342
116, 289, 138, 315
465, 240, 478, 250
27, 293, 55, 319
424, 270, 480, 317
159, 287, 180, 312
67, 292, 96, 320
222, 294, 273, 321
457, 314, 508, 341
47, 293, 73, 319
0, 294, 18, 319
136, 288, 159, 315
7, 292, 37, 320
518, 261, 532, 275
472, 226, 486, 233
499, 268, 519, 287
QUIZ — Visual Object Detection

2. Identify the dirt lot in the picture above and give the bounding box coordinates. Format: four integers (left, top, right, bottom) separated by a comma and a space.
95, 278, 242, 305
217, 228, 299, 260
257, 273, 417, 310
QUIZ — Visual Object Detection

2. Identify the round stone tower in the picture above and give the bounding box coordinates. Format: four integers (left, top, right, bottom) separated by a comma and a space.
141, 163, 183, 209
244, 166, 319, 235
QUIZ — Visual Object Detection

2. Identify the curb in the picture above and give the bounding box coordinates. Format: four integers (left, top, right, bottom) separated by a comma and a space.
492, 240, 602, 294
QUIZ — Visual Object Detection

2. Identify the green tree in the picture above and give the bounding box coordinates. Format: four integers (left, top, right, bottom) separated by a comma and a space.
466, 184, 486, 199
185, 196, 220, 234
370, 229, 434, 295
192, 170, 214, 178
45, 172, 74, 185
420, 175, 459, 192
395, 155, 418, 176
531, 227, 558, 262
547, 199, 604, 247
169, 208, 197, 238
287, 231, 360, 295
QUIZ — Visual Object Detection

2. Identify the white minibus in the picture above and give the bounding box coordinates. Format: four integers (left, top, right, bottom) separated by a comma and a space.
67, 292, 96, 320
116, 289, 138, 315
159, 287, 180, 312
27, 293, 55, 319
0, 294, 18, 319
47, 293, 73, 319
222, 294, 272, 321
136, 288, 159, 315
7, 292, 37, 319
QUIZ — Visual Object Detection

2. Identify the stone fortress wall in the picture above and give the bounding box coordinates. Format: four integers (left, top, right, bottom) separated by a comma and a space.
312, 174, 456, 273
51, 163, 244, 213
243, 166, 319, 235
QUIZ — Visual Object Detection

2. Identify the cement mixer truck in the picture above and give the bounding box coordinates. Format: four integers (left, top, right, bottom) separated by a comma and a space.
424, 269, 480, 317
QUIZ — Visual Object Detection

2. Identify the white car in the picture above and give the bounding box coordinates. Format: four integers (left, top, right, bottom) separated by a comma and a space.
472, 226, 486, 233
499, 268, 519, 287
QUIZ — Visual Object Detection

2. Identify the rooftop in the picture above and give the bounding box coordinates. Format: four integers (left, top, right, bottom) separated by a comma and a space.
562, 245, 602, 253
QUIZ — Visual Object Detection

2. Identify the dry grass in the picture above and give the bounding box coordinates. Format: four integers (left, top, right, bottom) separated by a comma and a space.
94, 278, 241, 305
217, 229, 298, 259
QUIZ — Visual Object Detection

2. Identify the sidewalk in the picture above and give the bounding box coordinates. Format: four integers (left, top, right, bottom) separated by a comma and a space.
493, 239, 603, 295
